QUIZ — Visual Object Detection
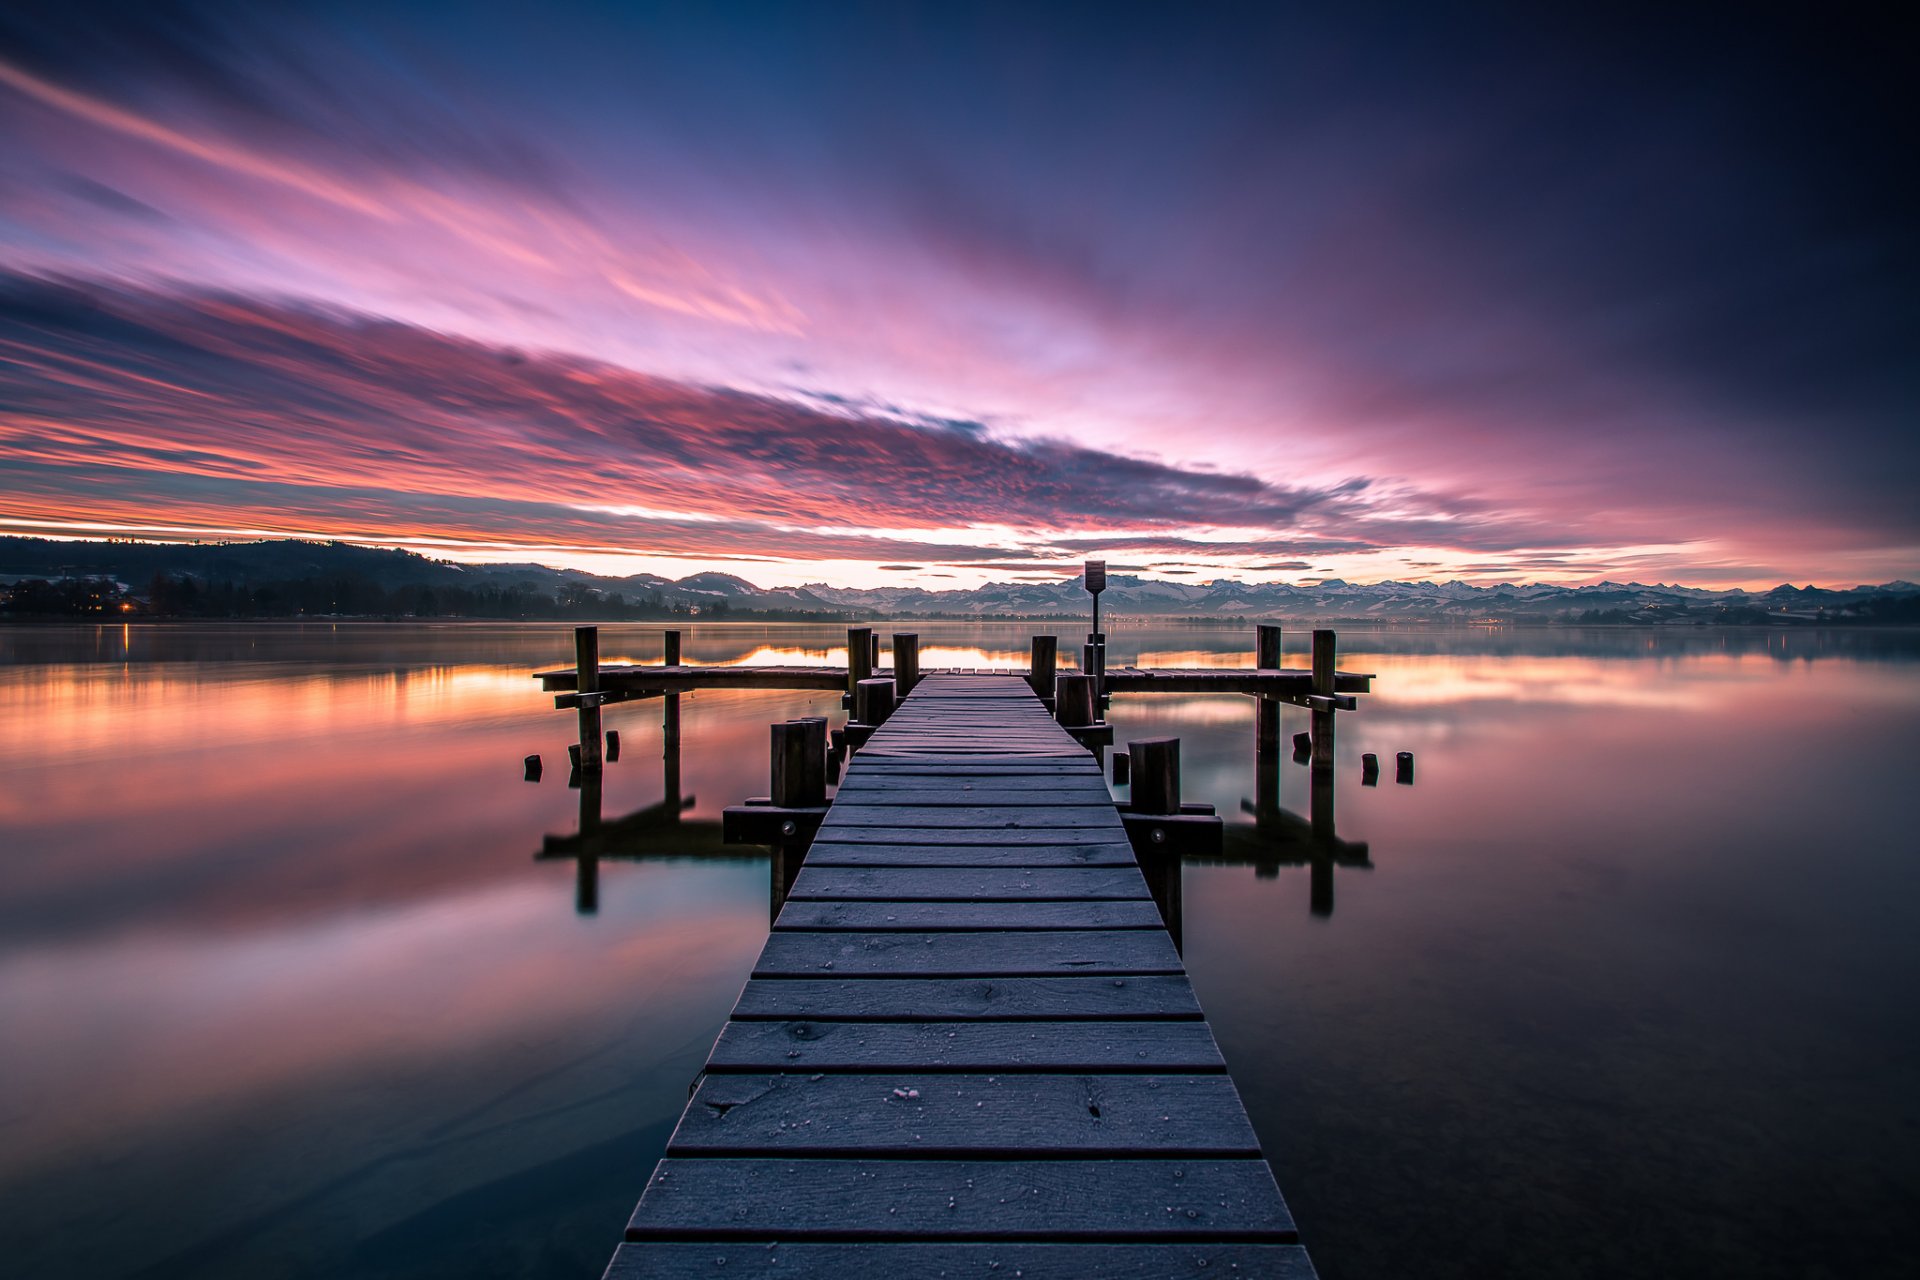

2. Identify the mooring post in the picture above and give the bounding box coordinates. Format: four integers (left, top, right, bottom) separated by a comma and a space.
1055, 672, 1096, 728
574, 625, 602, 771
855, 676, 895, 727
657, 628, 682, 803
771, 720, 828, 808
1081, 639, 1106, 703
1129, 737, 1182, 816
1127, 736, 1184, 950
1029, 634, 1058, 704
1254, 623, 1282, 820
847, 626, 873, 704
892, 633, 920, 701
1311, 628, 1337, 765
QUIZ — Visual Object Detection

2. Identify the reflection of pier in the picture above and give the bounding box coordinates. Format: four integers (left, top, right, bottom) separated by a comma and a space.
534, 645, 753, 915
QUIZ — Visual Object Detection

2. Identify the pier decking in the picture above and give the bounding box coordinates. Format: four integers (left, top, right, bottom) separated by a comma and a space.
604, 673, 1314, 1278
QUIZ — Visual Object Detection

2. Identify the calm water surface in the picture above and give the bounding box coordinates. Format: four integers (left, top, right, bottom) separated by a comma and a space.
2, 622, 1917, 1279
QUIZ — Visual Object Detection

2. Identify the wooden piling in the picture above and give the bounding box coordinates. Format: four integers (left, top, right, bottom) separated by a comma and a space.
855, 676, 895, 727
1028, 634, 1058, 702
1396, 751, 1414, 784
1128, 738, 1182, 816
575, 625, 602, 771
1254, 624, 1282, 818
523, 753, 542, 781
1112, 750, 1131, 786
847, 626, 873, 702
663, 628, 681, 667
1055, 673, 1096, 727
892, 633, 920, 701
1311, 629, 1337, 766
772, 720, 828, 808
605, 729, 621, 761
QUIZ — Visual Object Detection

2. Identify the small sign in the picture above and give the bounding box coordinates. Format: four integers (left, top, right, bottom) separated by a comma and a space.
1084, 559, 1106, 594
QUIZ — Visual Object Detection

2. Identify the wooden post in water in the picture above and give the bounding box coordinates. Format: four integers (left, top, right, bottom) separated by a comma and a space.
855, 676, 895, 727
1254, 624, 1282, 820
846, 626, 873, 703
1055, 673, 1096, 728
1029, 634, 1057, 703
1129, 738, 1182, 816
771, 720, 827, 808
1126, 736, 1184, 949
892, 633, 920, 701
1311, 628, 1337, 765
574, 625, 602, 771
662, 629, 682, 804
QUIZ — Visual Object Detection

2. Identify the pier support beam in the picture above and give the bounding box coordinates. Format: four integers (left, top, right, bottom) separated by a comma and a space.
1254, 624, 1282, 822
892, 633, 920, 702
1028, 634, 1057, 706
574, 625, 602, 772
846, 626, 873, 707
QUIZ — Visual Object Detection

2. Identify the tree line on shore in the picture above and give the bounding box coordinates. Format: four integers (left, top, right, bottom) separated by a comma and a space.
0, 571, 844, 621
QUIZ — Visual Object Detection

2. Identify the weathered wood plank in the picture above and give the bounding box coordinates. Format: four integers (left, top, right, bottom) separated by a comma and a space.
706, 1019, 1225, 1072
804, 827, 1127, 847
800, 841, 1138, 867
730, 975, 1205, 1021
609, 1242, 1315, 1278
835, 775, 1112, 793
830, 790, 1117, 807
753, 930, 1182, 976
670, 1073, 1261, 1156
621, 1159, 1293, 1241
821, 805, 1120, 827
775, 899, 1164, 930
785, 865, 1151, 900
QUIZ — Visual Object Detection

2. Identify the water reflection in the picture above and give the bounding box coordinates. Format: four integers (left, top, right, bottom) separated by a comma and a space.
4, 622, 1918, 1280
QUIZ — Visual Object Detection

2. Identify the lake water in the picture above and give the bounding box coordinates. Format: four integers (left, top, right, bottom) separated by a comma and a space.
2, 621, 1917, 1279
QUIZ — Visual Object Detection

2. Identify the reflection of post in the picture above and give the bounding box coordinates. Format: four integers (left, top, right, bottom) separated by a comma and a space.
577, 764, 603, 915
1311, 752, 1335, 842
1254, 624, 1282, 822
575, 625, 602, 771
1309, 855, 1332, 918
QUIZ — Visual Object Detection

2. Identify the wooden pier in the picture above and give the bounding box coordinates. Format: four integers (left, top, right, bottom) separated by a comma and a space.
602, 672, 1315, 1279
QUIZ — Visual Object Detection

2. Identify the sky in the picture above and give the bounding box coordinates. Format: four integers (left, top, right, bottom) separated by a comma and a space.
0, 1, 1912, 590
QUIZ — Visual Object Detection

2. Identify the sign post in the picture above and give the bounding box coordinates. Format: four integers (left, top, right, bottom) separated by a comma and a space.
1084, 558, 1106, 645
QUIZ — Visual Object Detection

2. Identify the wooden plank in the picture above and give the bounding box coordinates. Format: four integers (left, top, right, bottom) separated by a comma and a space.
835, 775, 1111, 792
786, 865, 1151, 900
775, 899, 1165, 930
730, 975, 1205, 1021
800, 841, 1138, 867
821, 804, 1120, 827
621, 1159, 1294, 1241
752, 930, 1182, 976
830, 789, 1117, 805
706, 1019, 1225, 1072
803, 827, 1127, 846
609, 1242, 1315, 1278
669, 1073, 1261, 1156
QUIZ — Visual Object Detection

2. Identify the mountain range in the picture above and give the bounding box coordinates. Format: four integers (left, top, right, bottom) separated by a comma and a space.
3, 537, 1916, 624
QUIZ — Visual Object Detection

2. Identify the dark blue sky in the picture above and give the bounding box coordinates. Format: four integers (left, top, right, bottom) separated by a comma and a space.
0, 2, 1911, 585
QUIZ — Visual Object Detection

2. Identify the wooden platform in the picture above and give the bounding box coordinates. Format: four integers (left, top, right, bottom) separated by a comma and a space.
537, 661, 1371, 704
605, 674, 1313, 1279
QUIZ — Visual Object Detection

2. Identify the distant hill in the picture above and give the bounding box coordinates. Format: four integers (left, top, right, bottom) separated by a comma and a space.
2, 537, 1917, 624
